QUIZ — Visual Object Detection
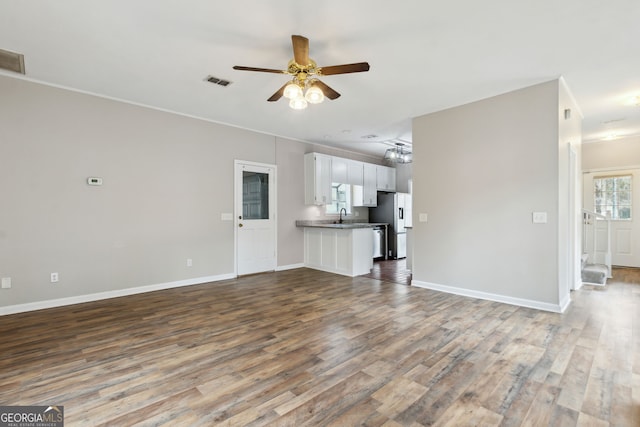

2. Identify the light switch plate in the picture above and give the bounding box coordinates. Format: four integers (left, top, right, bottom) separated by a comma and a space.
532, 212, 548, 224
419, 213, 428, 222
1, 277, 10, 289
221, 213, 233, 221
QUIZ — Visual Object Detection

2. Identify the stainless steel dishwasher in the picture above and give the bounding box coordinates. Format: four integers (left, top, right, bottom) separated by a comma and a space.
372, 226, 384, 259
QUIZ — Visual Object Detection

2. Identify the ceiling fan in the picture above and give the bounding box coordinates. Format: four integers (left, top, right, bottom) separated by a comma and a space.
233, 35, 370, 109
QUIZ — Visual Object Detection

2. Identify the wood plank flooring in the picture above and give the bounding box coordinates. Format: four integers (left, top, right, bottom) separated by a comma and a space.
364, 259, 412, 286
1, 267, 639, 426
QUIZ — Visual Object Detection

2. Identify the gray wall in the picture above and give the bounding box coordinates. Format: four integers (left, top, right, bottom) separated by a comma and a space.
411, 79, 577, 310
0, 75, 382, 310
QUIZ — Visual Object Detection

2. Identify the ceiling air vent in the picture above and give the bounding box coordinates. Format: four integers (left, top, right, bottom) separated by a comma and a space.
0, 48, 25, 74
206, 75, 231, 87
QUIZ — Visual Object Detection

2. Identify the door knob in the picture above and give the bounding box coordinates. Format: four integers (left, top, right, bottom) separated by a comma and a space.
239, 223, 243, 227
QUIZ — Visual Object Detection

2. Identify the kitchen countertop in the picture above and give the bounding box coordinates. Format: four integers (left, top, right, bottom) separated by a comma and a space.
295, 220, 388, 229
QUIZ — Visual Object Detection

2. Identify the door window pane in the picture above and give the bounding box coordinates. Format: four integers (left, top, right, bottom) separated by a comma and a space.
242, 171, 269, 219
594, 175, 632, 220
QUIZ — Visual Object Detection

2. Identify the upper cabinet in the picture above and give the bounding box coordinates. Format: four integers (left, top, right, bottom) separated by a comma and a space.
333, 157, 365, 186
305, 152, 394, 206
331, 157, 348, 184
376, 165, 396, 191
304, 153, 332, 205
347, 160, 364, 186
352, 163, 377, 207
362, 163, 378, 206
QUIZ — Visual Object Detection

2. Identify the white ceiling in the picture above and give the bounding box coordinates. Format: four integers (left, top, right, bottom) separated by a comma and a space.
1, 1, 639, 157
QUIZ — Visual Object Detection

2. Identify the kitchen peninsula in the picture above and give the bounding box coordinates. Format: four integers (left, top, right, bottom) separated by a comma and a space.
296, 221, 387, 277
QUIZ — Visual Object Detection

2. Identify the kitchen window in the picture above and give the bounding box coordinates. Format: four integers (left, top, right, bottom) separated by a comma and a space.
594, 174, 632, 220
326, 183, 352, 215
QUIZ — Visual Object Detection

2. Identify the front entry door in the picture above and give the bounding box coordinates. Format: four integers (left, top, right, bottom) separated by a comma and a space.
235, 161, 276, 275
583, 168, 640, 267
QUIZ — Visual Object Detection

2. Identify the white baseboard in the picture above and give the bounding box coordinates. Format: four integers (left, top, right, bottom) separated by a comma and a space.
558, 293, 571, 313
411, 279, 567, 313
0, 273, 235, 316
572, 280, 584, 291
581, 281, 606, 287
275, 263, 305, 271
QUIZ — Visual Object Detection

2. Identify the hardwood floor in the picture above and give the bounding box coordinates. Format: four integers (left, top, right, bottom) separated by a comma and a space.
1, 267, 639, 426
363, 259, 412, 286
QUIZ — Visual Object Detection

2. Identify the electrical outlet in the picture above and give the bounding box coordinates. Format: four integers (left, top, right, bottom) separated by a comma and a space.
50, 272, 59, 283
1, 277, 11, 289
532, 212, 548, 224
186, 258, 193, 267
419, 213, 428, 222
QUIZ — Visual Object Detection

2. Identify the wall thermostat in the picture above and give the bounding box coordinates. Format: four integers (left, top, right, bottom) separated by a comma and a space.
87, 177, 103, 186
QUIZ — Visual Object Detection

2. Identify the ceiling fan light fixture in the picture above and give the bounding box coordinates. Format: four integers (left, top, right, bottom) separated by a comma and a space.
283, 82, 303, 99
289, 96, 308, 110
305, 84, 324, 104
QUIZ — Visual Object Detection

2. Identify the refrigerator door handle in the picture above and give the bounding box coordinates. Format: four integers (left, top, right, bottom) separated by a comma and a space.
399, 207, 404, 220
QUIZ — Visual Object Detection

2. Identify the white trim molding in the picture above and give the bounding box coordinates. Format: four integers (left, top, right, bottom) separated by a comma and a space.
275, 263, 305, 271
411, 280, 569, 313
0, 273, 235, 316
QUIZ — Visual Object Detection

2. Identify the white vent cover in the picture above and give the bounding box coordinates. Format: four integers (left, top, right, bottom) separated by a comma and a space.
206, 75, 231, 86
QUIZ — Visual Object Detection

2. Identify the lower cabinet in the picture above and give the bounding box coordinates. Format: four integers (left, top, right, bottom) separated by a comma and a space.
303, 227, 373, 277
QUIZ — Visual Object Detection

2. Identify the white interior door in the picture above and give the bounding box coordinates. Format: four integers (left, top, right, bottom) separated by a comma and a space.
235, 161, 276, 275
583, 168, 640, 267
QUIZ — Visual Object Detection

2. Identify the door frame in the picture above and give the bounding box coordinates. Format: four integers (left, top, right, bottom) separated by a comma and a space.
568, 144, 580, 291
234, 160, 278, 276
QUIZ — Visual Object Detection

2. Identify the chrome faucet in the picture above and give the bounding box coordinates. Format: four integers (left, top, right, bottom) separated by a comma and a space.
339, 208, 347, 224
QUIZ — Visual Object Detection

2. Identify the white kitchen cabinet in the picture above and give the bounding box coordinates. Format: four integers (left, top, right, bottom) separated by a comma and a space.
363, 163, 378, 206
353, 162, 377, 207
333, 158, 364, 186
331, 156, 348, 184
304, 152, 332, 205
376, 165, 396, 191
347, 160, 364, 186
303, 227, 373, 277
305, 153, 381, 206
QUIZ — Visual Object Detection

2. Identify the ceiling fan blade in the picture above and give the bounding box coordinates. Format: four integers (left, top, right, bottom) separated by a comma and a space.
267, 83, 288, 102
233, 65, 286, 74
314, 80, 341, 100
319, 62, 370, 75
292, 35, 310, 66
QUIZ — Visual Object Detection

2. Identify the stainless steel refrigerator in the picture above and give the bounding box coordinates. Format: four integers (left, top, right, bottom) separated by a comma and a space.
369, 192, 410, 259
